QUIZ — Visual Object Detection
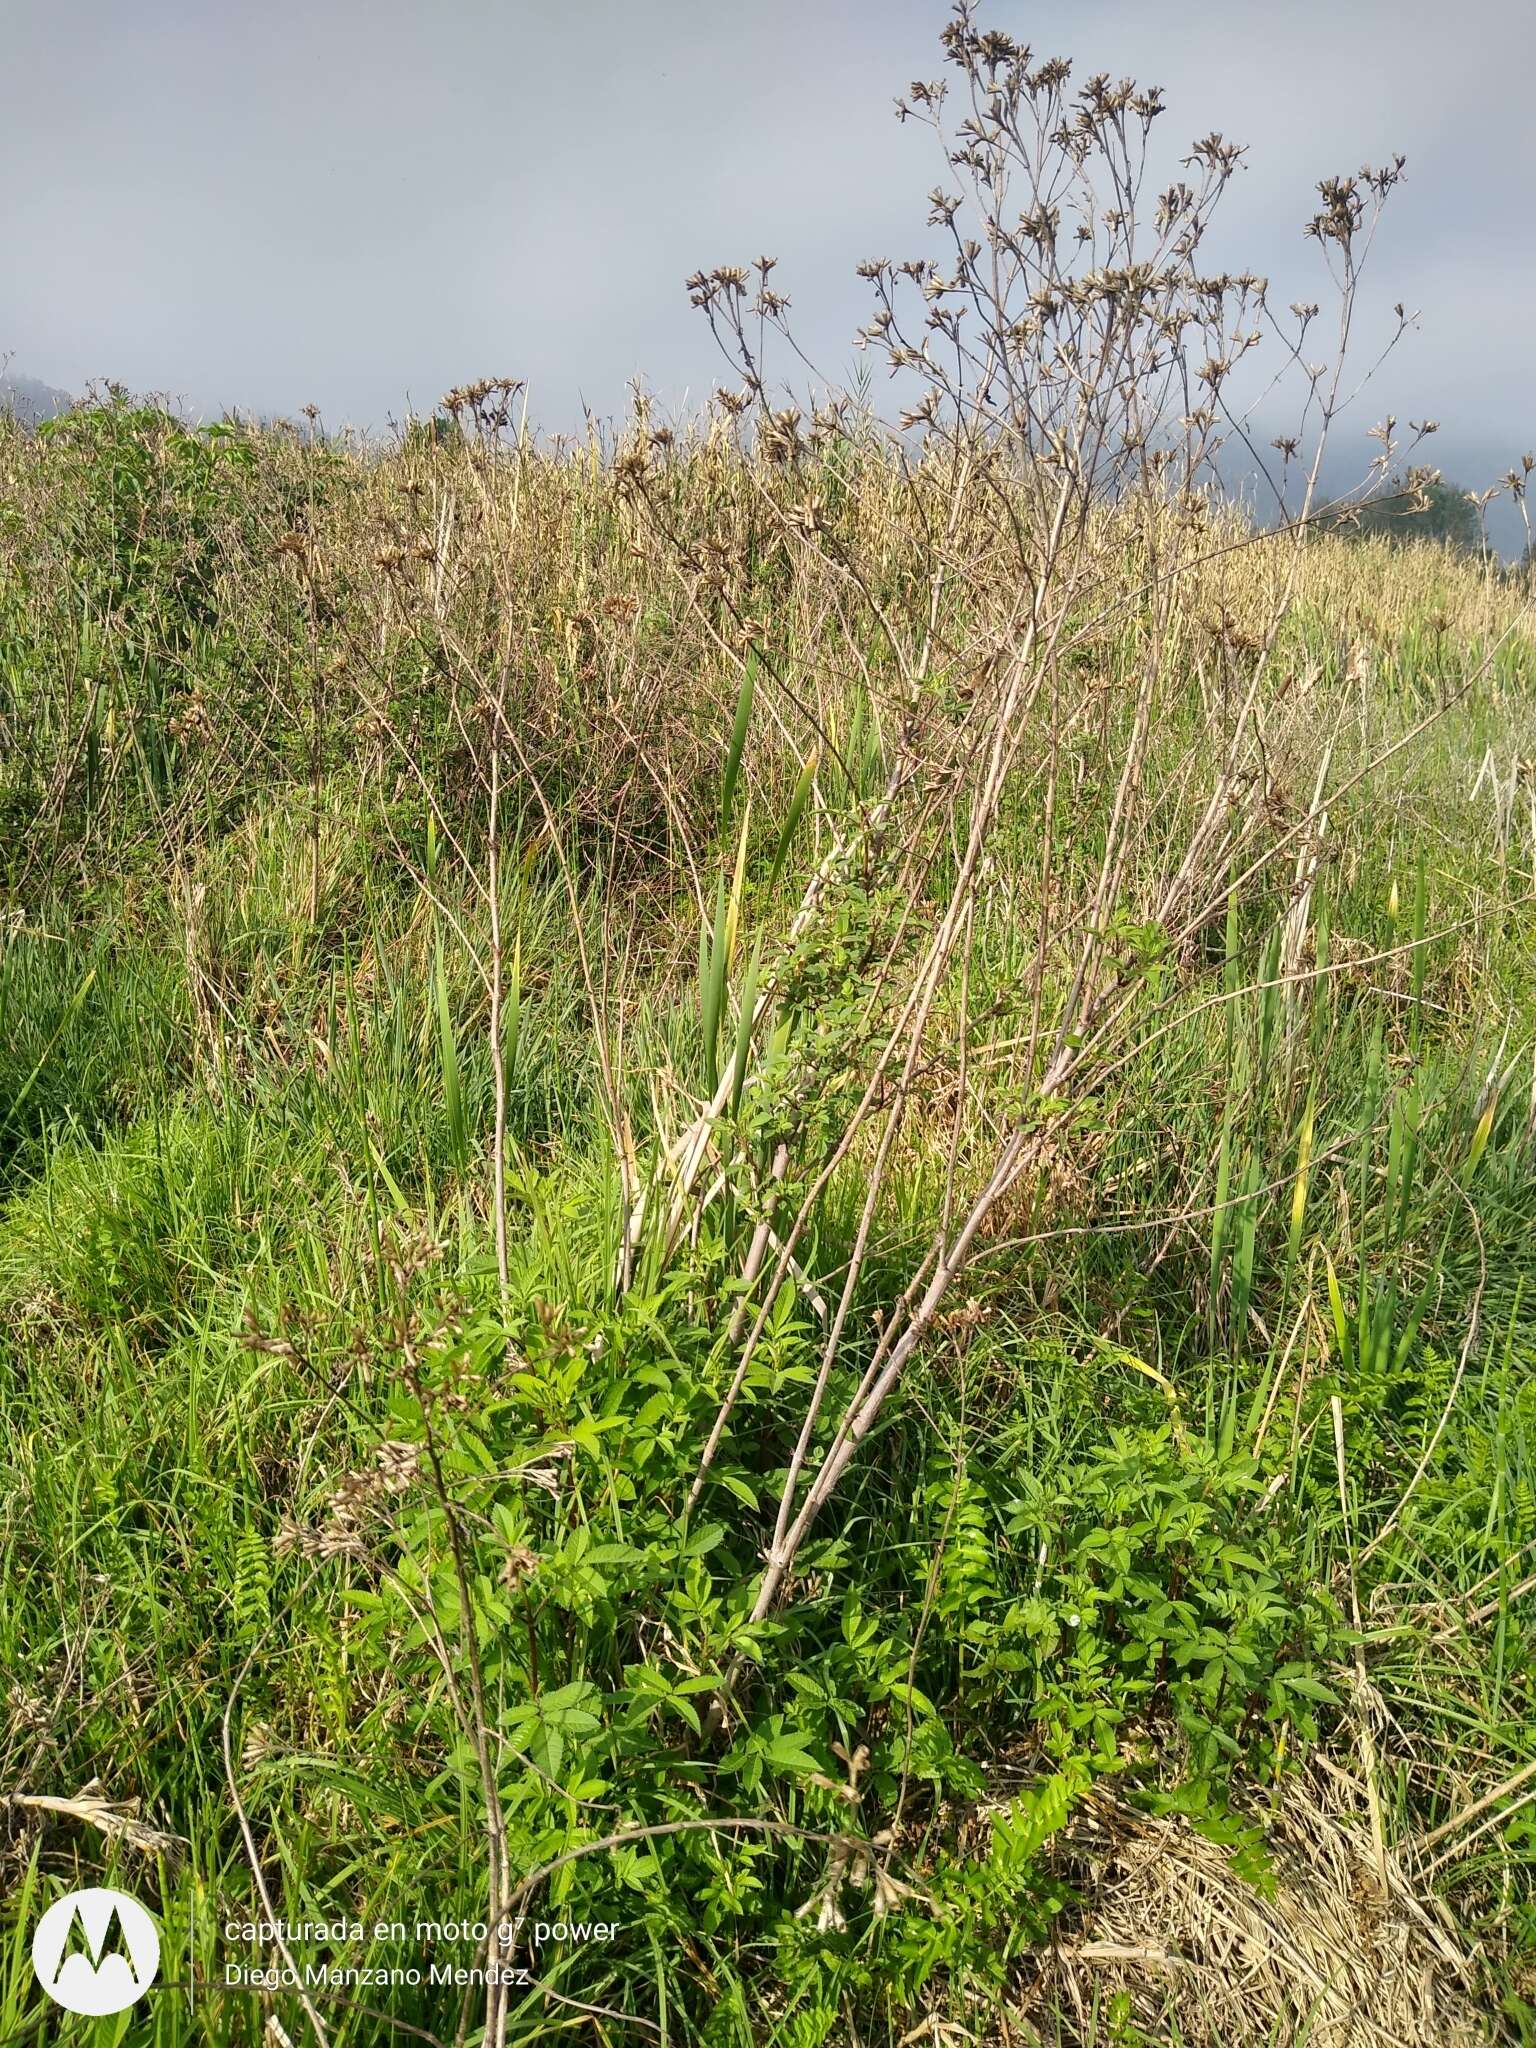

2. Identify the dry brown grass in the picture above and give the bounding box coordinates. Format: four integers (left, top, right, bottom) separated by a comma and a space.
1026, 1769, 1497, 2045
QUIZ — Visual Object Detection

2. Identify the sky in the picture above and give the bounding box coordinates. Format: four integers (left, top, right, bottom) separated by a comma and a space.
2, 0, 1533, 544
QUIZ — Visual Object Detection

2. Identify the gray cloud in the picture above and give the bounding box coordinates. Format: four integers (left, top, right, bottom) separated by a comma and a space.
3, 0, 1531, 537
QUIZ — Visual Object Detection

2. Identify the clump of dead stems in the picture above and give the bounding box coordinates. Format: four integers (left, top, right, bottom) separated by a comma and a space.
624, 0, 1479, 1649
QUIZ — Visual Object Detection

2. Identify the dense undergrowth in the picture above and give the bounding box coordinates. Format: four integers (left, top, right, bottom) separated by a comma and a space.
4, 17, 1536, 2046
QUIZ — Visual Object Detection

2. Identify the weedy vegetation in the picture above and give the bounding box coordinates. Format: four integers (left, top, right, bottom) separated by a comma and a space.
2, 8, 1536, 2044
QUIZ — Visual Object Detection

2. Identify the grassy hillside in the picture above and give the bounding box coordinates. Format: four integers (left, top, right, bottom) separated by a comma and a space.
3, 31, 1536, 2047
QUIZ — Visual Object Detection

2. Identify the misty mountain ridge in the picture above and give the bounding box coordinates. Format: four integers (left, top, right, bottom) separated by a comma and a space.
0, 370, 72, 425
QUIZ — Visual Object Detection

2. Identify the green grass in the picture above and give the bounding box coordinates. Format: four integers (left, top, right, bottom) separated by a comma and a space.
1, 391, 1535, 2046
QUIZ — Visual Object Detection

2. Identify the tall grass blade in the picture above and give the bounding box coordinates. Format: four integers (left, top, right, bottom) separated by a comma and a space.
434, 939, 468, 1167
720, 648, 757, 836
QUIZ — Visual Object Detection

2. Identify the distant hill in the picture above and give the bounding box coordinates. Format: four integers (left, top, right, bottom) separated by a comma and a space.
0, 372, 73, 425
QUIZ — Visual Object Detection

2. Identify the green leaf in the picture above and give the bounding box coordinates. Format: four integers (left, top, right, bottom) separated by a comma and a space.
761, 1732, 820, 1775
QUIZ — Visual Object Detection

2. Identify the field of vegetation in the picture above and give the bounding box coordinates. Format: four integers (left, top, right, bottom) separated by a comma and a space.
3, 17, 1536, 2046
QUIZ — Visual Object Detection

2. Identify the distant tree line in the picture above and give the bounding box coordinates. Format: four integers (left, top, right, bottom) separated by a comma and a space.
1336, 478, 1481, 552
1320, 477, 1536, 582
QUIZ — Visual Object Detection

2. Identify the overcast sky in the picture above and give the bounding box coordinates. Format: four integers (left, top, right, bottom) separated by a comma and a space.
3, 0, 1532, 538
